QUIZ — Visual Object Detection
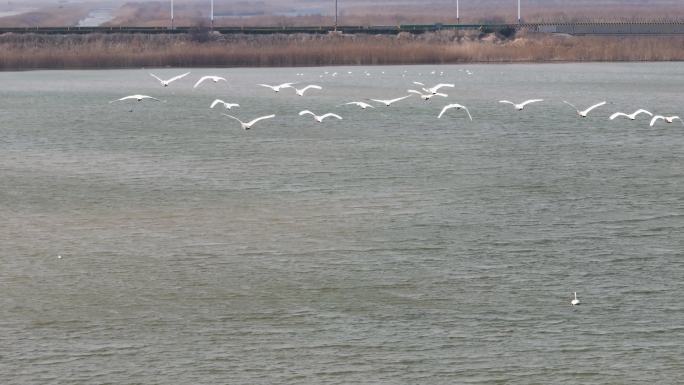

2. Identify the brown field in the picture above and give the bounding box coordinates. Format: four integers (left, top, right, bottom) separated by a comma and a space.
1, 31, 684, 70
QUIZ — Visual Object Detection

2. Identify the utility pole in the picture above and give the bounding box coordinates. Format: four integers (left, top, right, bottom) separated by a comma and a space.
517, 0, 521, 24
456, 0, 459, 24
334, 0, 338, 30
170, 0, 174, 29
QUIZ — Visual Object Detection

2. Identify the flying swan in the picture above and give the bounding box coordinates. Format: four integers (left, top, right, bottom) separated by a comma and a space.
258, 83, 296, 92
222, 114, 275, 130
194, 76, 227, 88
299, 110, 343, 122
295, 85, 322, 96
408, 90, 448, 101
210, 99, 239, 109
423, 83, 455, 94
438, 103, 473, 121
499, 99, 544, 110
563, 101, 607, 117
109, 95, 162, 103
609, 109, 653, 120
650, 115, 683, 127
149, 72, 190, 87
343, 102, 375, 109
370, 95, 413, 106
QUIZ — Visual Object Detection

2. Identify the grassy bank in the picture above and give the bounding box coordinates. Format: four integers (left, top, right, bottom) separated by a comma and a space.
1, 31, 684, 70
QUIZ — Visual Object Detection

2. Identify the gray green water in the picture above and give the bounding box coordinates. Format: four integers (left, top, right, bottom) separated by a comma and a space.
1, 63, 683, 384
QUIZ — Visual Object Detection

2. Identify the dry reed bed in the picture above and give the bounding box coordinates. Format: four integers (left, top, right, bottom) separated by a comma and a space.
1, 32, 684, 70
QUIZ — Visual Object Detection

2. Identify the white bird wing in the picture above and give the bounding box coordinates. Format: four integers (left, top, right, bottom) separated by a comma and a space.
499, 100, 515, 106
385, 95, 412, 105
438, 103, 472, 120
245, 115, 275, 127
345, 102, 374, 108
438, 104, 454, 119
671, 116, 683, 125
407, 89, 424, 96
433, 92, 448, 98
139, 95, 161, 101
463, 106, 473, 121
650, 115, 664, 127
609, 112, 628, 120
320, 113, 342, 121
149, 73, 164, 83
519, 99, 544, 107
210, 99, 225, 108
167, 72, 191, 83
258, 84, 276, 90
299, 110, 316, 117
563, 100, 579, 112
277, 82, 296, 89
582, 101, 607, 115
194, 76, 211, 88
430, 83, 455, 92
226, 103, 240, 109
221, 113, 244, 125
299, 85, 322, 94
633, 109, 653, 117
412, 81, 425, 86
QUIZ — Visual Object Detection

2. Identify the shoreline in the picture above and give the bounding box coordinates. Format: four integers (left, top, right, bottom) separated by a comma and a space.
2, 31, 684, 70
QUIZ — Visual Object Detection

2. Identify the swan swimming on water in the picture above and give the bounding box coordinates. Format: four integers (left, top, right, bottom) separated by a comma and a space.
563, 100, 607, 117
299, 110, 343, 122
499, 99, 544, 110
222, 114, 275, 130
571, 292, 580, 306
149, 72, 190, 87
609, 109, 653, 120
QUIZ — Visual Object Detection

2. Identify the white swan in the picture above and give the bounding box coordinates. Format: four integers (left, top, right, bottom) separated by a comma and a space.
571, 292, 580, 306
109, 95, 162, 103
438, 103, 472, 121
210, 99, 239, 109
499, 99, 544, 110
423, 83, 455, 94
370, 95, 412, 106
563, 101, 607, 117
343, 101, 375, 109
149, 72, 190, 87
408, 90, 448, 100
258, 82, 296, 92
222, 114, 275, 130
295, 85, 322, 96
650, 115, 683, 127
609, 109, 653, 120
299, 110, 342, 122
194, 75, 227, 88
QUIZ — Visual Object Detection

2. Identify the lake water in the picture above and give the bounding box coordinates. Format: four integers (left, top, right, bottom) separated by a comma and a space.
1, 63, 683, 384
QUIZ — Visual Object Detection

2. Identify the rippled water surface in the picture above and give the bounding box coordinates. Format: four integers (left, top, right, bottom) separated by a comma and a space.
1, 63, 683, 384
